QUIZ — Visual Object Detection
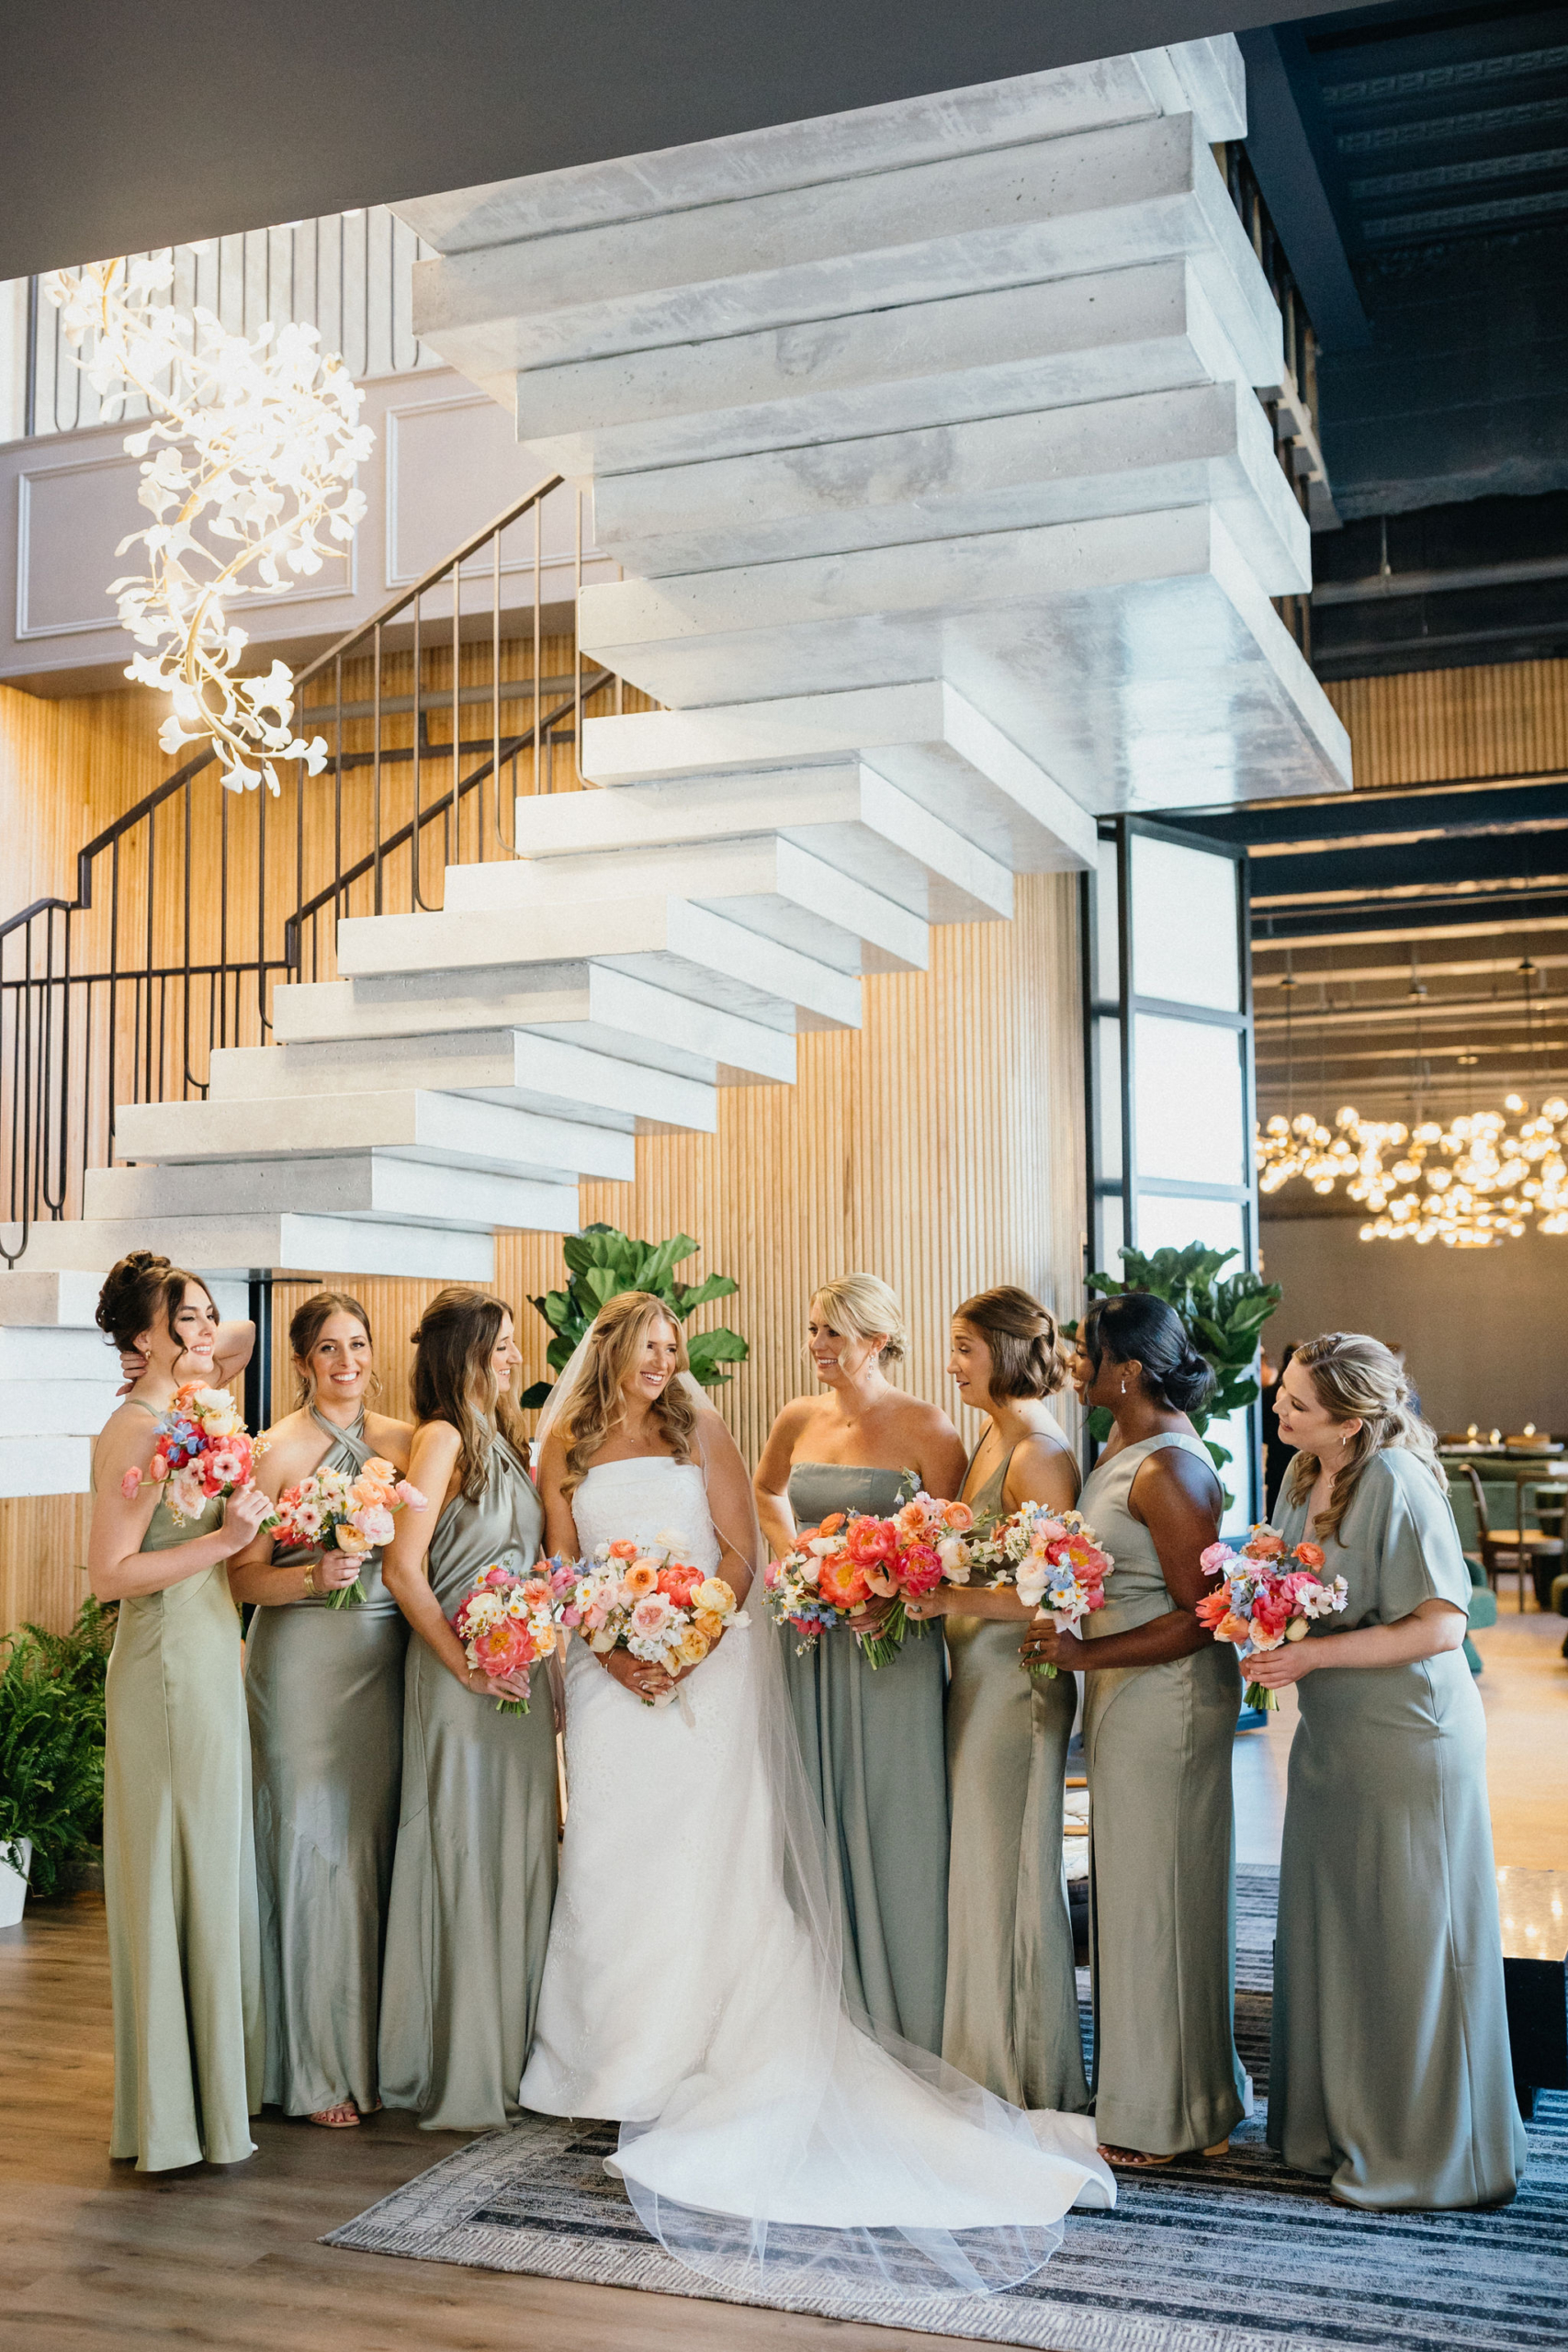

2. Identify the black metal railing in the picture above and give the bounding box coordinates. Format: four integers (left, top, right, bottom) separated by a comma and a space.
1, 474, 630, 1266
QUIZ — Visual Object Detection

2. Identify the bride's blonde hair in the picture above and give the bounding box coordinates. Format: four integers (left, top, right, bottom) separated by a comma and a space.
558, 1291, 700, 1499
1281, 1331, 1445, 1543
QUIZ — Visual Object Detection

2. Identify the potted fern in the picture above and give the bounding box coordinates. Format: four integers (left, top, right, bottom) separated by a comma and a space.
0, 1600, 114, 1922
522, 1225, 749, 1410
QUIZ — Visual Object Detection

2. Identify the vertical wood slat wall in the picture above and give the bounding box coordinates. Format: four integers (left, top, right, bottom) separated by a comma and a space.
1324, 659, 1568, 790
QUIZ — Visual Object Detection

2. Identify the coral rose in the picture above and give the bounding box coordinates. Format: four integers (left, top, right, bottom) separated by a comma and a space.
818, 1513, 846, 1537
1295, 1540, 1326, 1569
1215, 1611, 1253, 1646
942, 1500, 975, 1533
894, 1500, 927, 1539
657, 1563, 704, 1605
1246, 1527, 1286, 1559
607, 1539, 640, 1559
622, 1562, 659, 1600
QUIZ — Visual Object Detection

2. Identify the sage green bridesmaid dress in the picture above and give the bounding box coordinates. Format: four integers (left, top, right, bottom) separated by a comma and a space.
782, 1463, 948, 2053
1271, 1449, 1526, 2208
942, 1445, 1088, 2110
1079, 1431, 1246, 2154
101, 1405, 263, 2168
378, 1432, 558, 2130
245, 1406, 408, 2117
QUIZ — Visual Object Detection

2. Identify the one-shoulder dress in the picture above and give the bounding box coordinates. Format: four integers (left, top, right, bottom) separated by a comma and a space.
244, 1406, 408, 2116
1271, 1451, 1526, 2207
1078, 1431, 1246, 2154
378, 1432, 558, 2129
942, 1444, 1087, 2111
101, 1404, 263, 2168
781, 1462, 948, 2053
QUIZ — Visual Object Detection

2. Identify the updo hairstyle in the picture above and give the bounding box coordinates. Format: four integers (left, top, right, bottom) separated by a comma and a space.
810, 1272, 908, 1366
1281, 1331, 1446, 1543
954, 1285, 1066, 1399
96, 1250, 215, 1355
1080, 1292, 1215, 1415
289, 1289, 377, 1408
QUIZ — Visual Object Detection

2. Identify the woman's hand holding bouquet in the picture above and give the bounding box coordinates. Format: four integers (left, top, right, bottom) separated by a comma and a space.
1197, 1525, 1348, 1710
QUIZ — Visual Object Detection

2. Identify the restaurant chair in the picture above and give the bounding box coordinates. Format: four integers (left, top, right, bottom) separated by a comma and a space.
1459, 1464, 1561, 1612
1445, 1477, 1498, 1673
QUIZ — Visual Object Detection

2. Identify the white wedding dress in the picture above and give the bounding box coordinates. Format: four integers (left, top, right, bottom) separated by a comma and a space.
520, 1453, 1112, 2302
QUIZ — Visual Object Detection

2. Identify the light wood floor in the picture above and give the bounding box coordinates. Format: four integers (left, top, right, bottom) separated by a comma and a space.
4, 1612, 1562, 2350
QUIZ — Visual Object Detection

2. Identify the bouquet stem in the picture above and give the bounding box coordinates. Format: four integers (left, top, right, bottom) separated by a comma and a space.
1243, 1679, 1280, 1713
857, 1596, 930, 1670
1026, 1658, 1061, 1681
324, 1575, 366, 1611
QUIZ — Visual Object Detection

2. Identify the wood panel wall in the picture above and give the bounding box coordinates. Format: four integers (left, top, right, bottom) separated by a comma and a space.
1325, 657, 1568, 790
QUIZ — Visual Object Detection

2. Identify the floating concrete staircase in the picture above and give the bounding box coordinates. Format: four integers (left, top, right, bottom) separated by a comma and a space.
4, 36, 1353, 1492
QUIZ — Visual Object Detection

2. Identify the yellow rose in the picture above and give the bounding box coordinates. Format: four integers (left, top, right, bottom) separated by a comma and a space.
694, 1611, 725, 1642
693, 1577, 735, 1619
533, 1623, 558, 1657
675, 1625, 711, 1667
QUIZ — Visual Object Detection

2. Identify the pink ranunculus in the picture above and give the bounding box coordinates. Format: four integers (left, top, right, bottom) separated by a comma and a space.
561, 1605, 581, 1628
1250, 1588, 1291, 1639
1295, 1540, 1325, 1570
149, 1452, 170, 1481
630, 1593, 674, 1639
1200, 1542, 1236, 1576
353, 1502, 396, 1547
480, 1564, 514, 1589
119, 1466, 144, 1501
395, 1480, 427, 1510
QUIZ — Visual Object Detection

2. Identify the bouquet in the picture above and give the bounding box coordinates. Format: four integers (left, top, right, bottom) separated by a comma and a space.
119, 1381, 265, 1521
559, 1536, 741, 1706
1197, 1525, 1349, 1710
271, 1455, 426, 1608
763, 1494, 975, 1669
451, 1556, 576, 1713
959, 1500, 1114, 1678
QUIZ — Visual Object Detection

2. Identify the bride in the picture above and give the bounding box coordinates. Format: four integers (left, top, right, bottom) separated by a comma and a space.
521, 1291, 1112, 2302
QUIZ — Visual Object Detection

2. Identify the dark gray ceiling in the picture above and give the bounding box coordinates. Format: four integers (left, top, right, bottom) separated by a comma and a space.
0, 0, 1380, 280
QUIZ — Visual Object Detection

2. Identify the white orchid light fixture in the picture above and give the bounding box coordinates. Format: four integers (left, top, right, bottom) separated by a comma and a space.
42, 254, 374, 794
1258, 1098, 1568, 1247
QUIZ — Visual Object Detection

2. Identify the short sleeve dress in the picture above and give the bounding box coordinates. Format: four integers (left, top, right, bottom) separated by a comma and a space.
1271, 1449, 1526, 2208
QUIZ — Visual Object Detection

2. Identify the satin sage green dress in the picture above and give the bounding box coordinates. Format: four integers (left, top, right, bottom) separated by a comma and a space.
101, 1405, 264, 2168
378, 1431, 558, 2130
942, 1445, 1087, 2111
782, 1463, 948, 2053
1080, 1431, 1246, 2154
245, 1407, 408, 2117
1271, 1450, 1526, 2208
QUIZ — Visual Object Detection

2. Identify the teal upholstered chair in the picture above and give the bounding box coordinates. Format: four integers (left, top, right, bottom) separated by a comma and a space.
1445, 1477, 1497, 1675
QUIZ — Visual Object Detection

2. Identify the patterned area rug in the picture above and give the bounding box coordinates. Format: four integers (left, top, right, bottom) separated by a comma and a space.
325, 1868, 1568, 2350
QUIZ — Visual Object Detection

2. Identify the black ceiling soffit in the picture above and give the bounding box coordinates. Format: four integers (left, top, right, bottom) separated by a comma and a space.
0, 0, 1387, 280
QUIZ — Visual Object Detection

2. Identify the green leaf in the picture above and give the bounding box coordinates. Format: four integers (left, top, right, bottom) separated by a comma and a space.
671, 1273, 739, 1315
518, 1378, 555, 1410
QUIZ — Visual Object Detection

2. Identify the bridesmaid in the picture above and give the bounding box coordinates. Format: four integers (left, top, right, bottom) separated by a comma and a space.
1254, 1332, 1526, 2209
378, 1285, 558, 2130
1024, 1291, 1246, 2166
230, 1292, 414, 2130
754, 1272, 965, 2052
904, 1285, 1088, 2112
88, 1250, 269, 2169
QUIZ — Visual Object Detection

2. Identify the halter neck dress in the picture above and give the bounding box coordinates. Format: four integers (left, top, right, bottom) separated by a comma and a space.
942, 1440, 1088, 2113
378, 1429, 558, 2130
99, 1400, 263, 2168
244, 1405, 408, 2117
782, 1462, 948, 2054
1271, 1452, 1525, 2207
1078, 1431, 1246, 2155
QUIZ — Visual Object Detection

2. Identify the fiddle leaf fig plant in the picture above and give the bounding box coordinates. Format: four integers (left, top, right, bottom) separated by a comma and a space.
522, 1224, 749, 1410
1065, 1243, 1281, 1503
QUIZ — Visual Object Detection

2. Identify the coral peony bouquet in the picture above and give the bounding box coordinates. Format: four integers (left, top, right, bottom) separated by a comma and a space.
451, 1557, 576, 1713
1197, 1525, 1348, 1710
959, 1500, 1115, 1679
119, 1381, 265, 1521
559, 1537, 741, 1706
763, 1493, 975, 1669
271, 1456, 427, 1608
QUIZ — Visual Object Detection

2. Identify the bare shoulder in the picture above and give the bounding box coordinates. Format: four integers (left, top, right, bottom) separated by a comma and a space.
365, 1412, 414, 1466
1010, 1426, 1078, 1503
92, 1398, 158, 1484
891, 1393, 959, 1442
693, 1402, 745, 1464
767, 1395, 819, 1442
1132, 1438, 1222, 1515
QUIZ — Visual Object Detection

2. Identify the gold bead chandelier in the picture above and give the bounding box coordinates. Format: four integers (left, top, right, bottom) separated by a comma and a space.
1258, 1098, 1568, 1246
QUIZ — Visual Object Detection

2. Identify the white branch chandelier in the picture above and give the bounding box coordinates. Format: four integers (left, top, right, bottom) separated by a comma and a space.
42, 254, 374, 794
1259, 1099, 1568, 1247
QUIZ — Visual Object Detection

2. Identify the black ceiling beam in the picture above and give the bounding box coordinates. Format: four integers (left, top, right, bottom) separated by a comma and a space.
1177, 774, 1568, 850
0, 0, 1376, 280
1253, 887, 1568, 941
1253, 828, 1568, 899
1236, 25, 1371, 345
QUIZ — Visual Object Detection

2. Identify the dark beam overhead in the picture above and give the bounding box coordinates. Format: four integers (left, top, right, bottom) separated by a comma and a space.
0, 0, 1390, 280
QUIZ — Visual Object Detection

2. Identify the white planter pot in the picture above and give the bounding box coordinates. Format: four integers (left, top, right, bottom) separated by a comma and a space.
0, 1838, 32, 1928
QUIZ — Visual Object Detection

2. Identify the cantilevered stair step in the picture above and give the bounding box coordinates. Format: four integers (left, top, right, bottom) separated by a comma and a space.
267, 964, 796, 1083
86, 1154, 579, 1238
507, 767, 1013, 925
113, 1089, 635, 1183
18, 1213, 500, 1284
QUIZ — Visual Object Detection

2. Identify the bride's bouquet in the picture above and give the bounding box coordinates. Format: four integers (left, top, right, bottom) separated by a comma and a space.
763, 1495, 975, 1669
1197, 1526, 1348, 1710
271, 1456, 426, 1607
955, 1500, 1115, 1679
119, 1381, 267, 1521
452, 1556, 576, 1713
558, 1536, 742, 1705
